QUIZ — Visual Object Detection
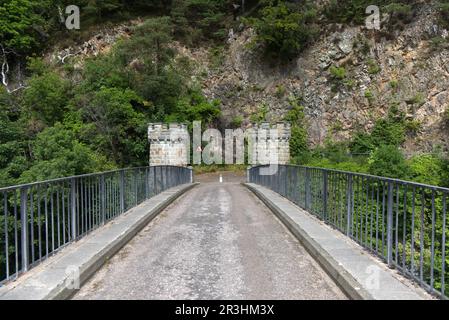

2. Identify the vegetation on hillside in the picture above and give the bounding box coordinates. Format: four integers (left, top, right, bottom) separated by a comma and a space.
1, 0, 449, 190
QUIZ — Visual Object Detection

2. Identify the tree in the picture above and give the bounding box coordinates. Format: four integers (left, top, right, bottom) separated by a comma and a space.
23, 71, 70, 125
80, 87, 147, 166
284, 97, 308, 163
368, 145, 410, 179
19, 123, 113, 183
246, 0, 318, 60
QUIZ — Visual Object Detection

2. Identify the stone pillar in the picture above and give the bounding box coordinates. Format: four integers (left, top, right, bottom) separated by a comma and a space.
148, 122, 190, 167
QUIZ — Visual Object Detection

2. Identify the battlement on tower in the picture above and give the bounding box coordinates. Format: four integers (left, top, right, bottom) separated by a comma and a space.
148, 123, 189, 166
247, 122, 291, 165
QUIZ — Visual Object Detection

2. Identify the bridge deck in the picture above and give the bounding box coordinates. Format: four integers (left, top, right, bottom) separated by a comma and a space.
73, 181, 346, 300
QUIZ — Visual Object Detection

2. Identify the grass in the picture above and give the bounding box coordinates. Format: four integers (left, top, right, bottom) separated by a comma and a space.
193, 164, 247, 175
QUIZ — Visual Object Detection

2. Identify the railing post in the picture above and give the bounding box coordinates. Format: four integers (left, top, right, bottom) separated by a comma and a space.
100, 175, 105, 225
188, 166, 193, 183
20, 187, 29, 272
346, 175, 353, 237
145, 167, 149, 199
120, 170, 125, 213
70, 178, 77, 241
305, 168, 311, 211
247, 166, 250, 183
387, 182, 394, 267
323, 171, 328, 221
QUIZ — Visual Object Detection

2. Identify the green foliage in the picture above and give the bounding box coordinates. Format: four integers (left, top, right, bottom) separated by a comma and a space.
367, 59, 381, 75
170, 0, 230, 45
437, 1, 449, 28
23, 71, 70, 125
329, 66, 346, 80
19, 123, 114, 182
406, 92, 425, 106
408, 154, 445, 186
167, 89, 221, 127
368, 145, 410, 179
275, 84, 286, 98
80, 87, 148, 167
0, 0, 52, 54
246, 0, 318, 60
350, 105, 406, 153
323, 0, 415, 26
230, 115, 244, 128
285, 97, 308, 163
364, 90, 374, 104
250, 104, 269, 124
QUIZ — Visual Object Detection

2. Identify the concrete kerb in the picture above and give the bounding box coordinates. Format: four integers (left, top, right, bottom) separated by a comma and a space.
0, 183, 199, 300
243, 183, 373, 300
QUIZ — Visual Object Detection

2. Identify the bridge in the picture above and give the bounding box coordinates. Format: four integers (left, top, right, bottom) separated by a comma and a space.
0, 165, 446, 300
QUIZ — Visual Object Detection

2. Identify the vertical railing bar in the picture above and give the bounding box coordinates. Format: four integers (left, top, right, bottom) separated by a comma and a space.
50, 188, 55, 253
375, 181, 380, 254
20, 187, 29, 272
411, 186, 416, 277
44, 188, 48, 259
70, 178, 77, 241
81, 179, 85, 236
37, 186, 41, 261
430, 190, 436, 292
346, 175, 353, 237
120, 171, 125, 214
387, 182, 394, 267
419, 189, 425, 285
4, 192, 9, 279
56, 188, 60, 249
62, 184, 66, 245
395, 184, 399, 265
101, 175, 105, 226
14, 191, 18, 277
441, 193, 446, 297
30, 190, 35, 264
402, 185, 407, 271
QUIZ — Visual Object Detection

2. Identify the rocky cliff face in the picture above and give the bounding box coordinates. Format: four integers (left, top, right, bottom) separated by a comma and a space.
42, 3, 449, 155
184, 2, 449, 154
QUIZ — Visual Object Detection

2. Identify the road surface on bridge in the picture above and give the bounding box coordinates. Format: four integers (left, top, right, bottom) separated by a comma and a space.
73, 176, 347, 300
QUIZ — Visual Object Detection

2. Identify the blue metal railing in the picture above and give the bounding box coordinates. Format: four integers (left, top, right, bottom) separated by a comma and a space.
249, 164, 448, 299
0, 166, 192, 285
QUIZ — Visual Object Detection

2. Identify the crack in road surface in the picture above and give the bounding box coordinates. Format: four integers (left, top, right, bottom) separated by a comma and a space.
73, 182, 347, 300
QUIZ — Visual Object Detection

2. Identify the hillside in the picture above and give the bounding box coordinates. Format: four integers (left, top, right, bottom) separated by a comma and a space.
1, 0, 449, 187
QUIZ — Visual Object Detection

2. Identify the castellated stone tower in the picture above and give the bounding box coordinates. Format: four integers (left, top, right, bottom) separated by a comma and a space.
248, 122, 291, 165
148, 123, 190, 166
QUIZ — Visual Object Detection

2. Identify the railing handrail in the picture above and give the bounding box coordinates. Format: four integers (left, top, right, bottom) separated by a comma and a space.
248, 164, 448, 299
249, 164, 449, 193
1, 165, 192, 285
0, 165, 188, 192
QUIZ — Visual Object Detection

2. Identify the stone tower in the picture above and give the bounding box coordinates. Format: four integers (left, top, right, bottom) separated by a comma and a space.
148, 123, 190, 166
248, 122, 291, 165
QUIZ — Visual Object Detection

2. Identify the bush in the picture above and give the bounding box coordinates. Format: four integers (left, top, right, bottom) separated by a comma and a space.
246, 0, 318, 60
367, 59, 381, 75
19, 124, 114, 183
329, 66, 346, 80
285, 97, 308, 162
408, 154, 445, 186
368, 145, 410, 179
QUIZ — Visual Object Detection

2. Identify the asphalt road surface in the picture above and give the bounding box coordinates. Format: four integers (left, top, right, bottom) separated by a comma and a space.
73, 175, 347, 300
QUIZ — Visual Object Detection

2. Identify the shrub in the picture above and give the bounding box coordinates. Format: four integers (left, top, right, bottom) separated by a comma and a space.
367, 59, 381, 75
408, 154, 445, 186
364, 90, 374, 104
368, 145, 410, 179
329, 66, 346, 80
230, 115, 244, 128
246, 1, 318, 60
